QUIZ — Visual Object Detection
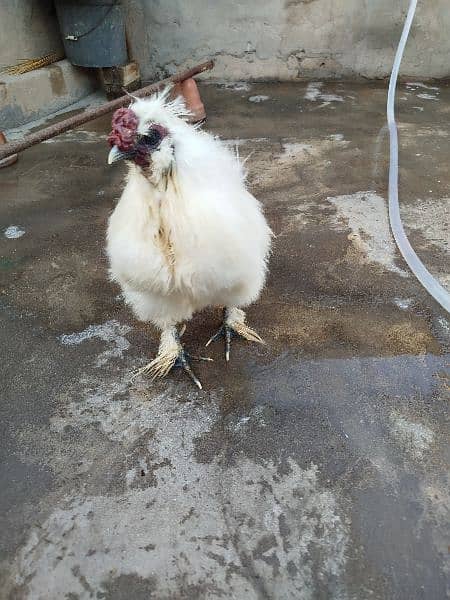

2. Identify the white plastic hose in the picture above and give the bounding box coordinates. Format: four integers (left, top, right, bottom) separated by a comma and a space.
387, 0, 450, 313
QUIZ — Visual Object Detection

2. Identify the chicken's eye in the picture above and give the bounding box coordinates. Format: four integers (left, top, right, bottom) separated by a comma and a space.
141, 129, 162, 148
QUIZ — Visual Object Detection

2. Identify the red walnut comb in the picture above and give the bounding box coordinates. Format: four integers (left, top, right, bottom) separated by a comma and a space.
107, 107, 138, 152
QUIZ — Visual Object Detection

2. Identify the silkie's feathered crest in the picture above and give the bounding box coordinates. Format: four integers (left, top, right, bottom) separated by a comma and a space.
108, 86, 192, 151
127, 86, 192, 130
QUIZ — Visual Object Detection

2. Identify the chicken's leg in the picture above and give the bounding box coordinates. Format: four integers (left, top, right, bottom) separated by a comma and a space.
134, 326, 210, 389
206, 307, 264, 361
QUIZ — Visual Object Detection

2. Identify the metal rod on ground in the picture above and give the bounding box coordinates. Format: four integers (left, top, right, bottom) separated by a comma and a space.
0, 60, 214, 162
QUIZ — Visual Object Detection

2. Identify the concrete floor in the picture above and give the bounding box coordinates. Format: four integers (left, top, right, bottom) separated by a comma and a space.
0, 81, 449, 600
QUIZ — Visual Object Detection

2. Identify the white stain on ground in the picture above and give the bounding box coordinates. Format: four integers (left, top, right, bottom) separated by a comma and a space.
280, 142, 314, 158
393, 298, 414, 310
4, 225, 25, 239
401, 197, 450, 290
328, 133, 345, 141
234, 415, 251, 430
304, 82, 344, 102
125, 467, 137, 488
51, 375, 135, 442
248, 95, 270, 103
328, 191, 409, 277
389, 413, 434, 459
436, 316, 449, 333
59, 320, 132, 367
434, 316, 450, 344
50, 377, 193, 445
406, 82, 439, 91
278, 137, 349, 161
401, 197, 450, 250
223, 82, 252, 92
16, 388, 349, 600
416, 93, 439, 101
249, 136, 350, 235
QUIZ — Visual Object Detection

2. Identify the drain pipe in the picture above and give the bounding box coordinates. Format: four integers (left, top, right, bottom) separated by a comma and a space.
387, 0, 450, 313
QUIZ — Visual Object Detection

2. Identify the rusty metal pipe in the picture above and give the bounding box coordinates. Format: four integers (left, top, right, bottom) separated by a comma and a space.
0, 60, 214, 162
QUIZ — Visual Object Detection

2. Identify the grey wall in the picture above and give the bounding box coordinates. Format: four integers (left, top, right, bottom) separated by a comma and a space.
0, 0, 63, 67
0, 2, 97, 129
124, 0, 450, 81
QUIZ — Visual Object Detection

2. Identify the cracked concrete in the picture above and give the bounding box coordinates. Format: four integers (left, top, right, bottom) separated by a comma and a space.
0, 81, 449, 599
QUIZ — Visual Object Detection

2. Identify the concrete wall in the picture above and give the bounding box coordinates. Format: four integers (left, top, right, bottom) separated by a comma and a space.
0, 2, 99, 129
0, 60, 98, 129
124, 0, 450, 81
0, 0, 64, 66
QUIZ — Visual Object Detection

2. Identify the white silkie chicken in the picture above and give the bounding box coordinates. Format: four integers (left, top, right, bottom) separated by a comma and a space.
106, 87, 272, 388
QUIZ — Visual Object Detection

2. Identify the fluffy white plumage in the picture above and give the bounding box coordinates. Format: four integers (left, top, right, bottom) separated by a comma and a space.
106, 88, 272, 385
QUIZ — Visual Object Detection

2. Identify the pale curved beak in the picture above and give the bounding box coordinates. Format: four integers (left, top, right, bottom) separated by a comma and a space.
108, 145, 126, 165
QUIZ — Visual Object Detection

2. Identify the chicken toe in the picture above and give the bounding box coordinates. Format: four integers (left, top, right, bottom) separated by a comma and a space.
206, 307, 265, 361
134, 326, 207, 389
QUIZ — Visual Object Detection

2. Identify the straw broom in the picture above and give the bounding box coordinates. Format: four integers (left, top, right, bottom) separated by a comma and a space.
1, 52, 64, 75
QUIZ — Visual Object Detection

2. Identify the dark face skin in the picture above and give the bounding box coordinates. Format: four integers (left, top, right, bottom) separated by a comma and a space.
131, 126, 168, 167
107, 107, 169, 167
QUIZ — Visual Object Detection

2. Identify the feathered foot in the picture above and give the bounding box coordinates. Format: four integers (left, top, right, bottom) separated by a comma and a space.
133, 326, 212, 389
206, 307, 265, 362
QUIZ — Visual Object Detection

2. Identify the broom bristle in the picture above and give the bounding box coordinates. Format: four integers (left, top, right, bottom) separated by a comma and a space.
1, 52, 63, 75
